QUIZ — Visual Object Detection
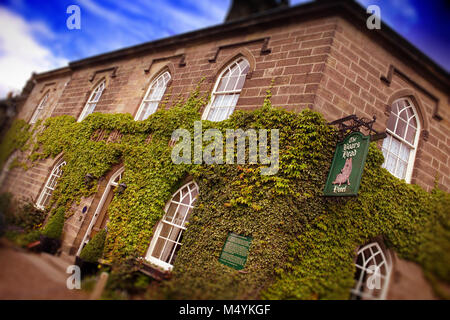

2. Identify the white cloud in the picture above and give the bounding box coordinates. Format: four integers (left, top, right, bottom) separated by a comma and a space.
0, 7, 68, 98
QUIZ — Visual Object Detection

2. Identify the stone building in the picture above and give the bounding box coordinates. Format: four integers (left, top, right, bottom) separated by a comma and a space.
0, 0, 448, 299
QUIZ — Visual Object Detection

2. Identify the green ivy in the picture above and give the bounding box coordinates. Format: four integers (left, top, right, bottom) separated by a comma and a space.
2, 86, 448, 300
42, 206, 65, 239
80, 229, 107, 263
0, 119, 33, 169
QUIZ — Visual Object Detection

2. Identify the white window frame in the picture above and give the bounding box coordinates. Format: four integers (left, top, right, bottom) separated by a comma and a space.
78, 80, 106, 122
30, 93, 49, 124
382, 97, 421, 183
351, 242, 392, 300
202, 57, 250, 122
36, 159, 66, 210
76, 167, 124, 256
135, 71, 171, 120
145, 181, 199, 271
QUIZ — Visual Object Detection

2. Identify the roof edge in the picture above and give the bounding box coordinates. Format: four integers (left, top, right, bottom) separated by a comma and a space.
32, 0, 449, 92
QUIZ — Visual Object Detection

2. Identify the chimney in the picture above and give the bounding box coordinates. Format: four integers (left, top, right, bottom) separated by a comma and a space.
225, 0, 290, 22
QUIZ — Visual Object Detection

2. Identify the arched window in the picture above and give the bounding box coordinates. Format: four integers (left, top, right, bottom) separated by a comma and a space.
36, 159, 66, 209
351, 242, 392, 300
77, 167, 124, 256
203, 57, 250, 122
30, 93, 49, 124
145, 181, 199, 271
135, 71, 171, 120
78, 80, 106, 121
381, 98, 420, 182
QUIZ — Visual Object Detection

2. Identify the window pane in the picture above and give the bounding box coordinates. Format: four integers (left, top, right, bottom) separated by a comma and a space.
398, 108, 408, 121
236, 75, 246, 90
385, 154, 397, 173
386, 114, 396, 132
173, 204, 189, 226
396, 161, 407, 179
225, 76, 239, 91
405, 126, 416, 145
151, 238, 166, 259
399, 144, 410, 162
161, 242, 177, 263
159, 223, 172, 238
390, 138, 400, 156
395, 119, 407, 138
164, 202, 178, 222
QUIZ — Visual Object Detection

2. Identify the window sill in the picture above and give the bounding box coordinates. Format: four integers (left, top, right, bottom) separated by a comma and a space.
139, 261, 172, 281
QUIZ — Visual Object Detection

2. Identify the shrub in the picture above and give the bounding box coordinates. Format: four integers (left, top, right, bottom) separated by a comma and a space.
105, 255, 150, 295
42, 207, 65, 239
22, 229, 42, 244
0, 193, 13, 233
0, 193, 45, 232
80, 229, 107, 263
13, 201, 45, 231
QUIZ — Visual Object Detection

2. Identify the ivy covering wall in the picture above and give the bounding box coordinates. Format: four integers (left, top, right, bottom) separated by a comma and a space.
1, 88, 449, 300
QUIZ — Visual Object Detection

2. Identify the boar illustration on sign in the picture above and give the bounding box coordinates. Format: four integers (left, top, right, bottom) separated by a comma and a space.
332, 157, 353, 186
324, 131, 370, 196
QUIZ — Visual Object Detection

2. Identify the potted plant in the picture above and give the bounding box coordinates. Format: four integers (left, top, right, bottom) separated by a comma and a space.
76, 229, 106, 277
40, 207, 65, 254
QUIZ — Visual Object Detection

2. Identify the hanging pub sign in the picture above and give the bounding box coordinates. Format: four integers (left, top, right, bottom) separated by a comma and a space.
219, 232, 252, 270
323, 131, 370, 196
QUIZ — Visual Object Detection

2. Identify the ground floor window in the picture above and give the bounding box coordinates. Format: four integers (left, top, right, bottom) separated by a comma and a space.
36, 159, 66, 210
350, 242, 392, 300
145, 181, 198, 271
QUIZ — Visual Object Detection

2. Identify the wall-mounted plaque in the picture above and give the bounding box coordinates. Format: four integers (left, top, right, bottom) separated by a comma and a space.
219, 233, 252, 270
323, 131, 370, 196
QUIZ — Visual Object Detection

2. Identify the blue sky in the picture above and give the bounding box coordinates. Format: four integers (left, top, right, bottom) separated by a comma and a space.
0, 0, 448, 97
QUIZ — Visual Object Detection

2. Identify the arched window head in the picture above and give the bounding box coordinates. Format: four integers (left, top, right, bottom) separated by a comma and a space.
381, 98, 420, 182
30, 93, 49, 124
351, 242, 392, 300
36, 159, 66, 209
203, 57, 250, 122
78, 80, 106, 122
135, 71, 171, 120
145, 181, 199, 271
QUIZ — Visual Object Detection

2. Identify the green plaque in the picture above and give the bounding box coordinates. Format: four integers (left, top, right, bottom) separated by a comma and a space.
219, 233, 252, 270
323, 132, 370, 196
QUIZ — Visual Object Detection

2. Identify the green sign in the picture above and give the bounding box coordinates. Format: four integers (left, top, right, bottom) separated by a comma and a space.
219, 233, 252, 270
323, 131, 370, 196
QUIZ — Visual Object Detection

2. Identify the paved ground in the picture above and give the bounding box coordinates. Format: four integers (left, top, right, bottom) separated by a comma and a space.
0, 238, 88, 299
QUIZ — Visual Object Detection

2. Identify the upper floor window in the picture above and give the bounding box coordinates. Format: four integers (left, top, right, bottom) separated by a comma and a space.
381, 98, 420, 182
350, 242, 392, 300
78, 80, 105, 122
203, 57, 250, 122
30, 93, 49, 124
36, 159, 66, 209
145, 181, 199, 271
135, 71, 171, 120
